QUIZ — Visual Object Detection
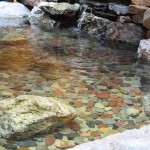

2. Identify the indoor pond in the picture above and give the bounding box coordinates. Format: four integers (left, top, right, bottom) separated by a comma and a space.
0, 24, 150, 150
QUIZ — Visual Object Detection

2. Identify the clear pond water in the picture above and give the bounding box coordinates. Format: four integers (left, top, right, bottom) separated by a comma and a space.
0, 24, 150, 149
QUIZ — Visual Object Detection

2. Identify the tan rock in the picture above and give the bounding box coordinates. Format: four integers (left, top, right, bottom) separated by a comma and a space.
55, 140, 74, 149
0, 95, 76, 139
132, 0, 150, 6
24, 0, 45, 7
132, 14, 143, 24
129, 5, 147, 15
143, 8, 150, 29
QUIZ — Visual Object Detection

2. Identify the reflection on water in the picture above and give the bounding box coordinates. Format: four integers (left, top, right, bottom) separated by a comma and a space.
0, 25, 149, 149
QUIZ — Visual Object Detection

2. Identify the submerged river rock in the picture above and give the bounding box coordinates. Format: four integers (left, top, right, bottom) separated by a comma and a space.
0, 95, 76, 140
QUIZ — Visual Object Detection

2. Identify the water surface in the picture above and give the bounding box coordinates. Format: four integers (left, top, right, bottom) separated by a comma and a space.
0, 24, 149, 149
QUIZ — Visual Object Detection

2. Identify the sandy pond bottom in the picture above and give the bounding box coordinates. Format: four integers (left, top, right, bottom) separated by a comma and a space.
0, 25, 149, 150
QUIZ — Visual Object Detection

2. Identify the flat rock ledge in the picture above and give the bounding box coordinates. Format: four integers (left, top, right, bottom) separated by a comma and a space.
68, 125, 150, 150
0, 95, 76, 140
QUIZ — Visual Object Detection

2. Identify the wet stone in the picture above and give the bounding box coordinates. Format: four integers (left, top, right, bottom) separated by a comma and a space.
55, 140, 74, 149
17, 147, 30, 150
86, 121, 95, 128
67, 133, 78, 140
74, 137, 85, 145
16, 139, 37, 147
94, 120, 102, 125
59, 128, 75, 135
33, 137, 44, 142
4, 143, 17, 149
54, 133, 63, 139
89, 113, 99, 119
93, 107, 105, 113
35, 145, 49, 150
45, 135, 55, 146
101, 119, 116, 125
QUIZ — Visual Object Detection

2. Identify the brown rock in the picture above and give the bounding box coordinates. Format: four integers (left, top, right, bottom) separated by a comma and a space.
147, 30, 150, 38
132, 15, 143, 24
80, 132, 91, 137
129, 5, 147, 15
109, 100, 117, 107
45, 135, 56, 146
100, 113, 112, 119
87, 101, 95, 107
70, 124, 81, 131
24, 0, 45, 7
112, 107, 120, 114
143, 8, 150, 29
74, 100, 84, 107
90, 131, 100, 137
17, 148, 30, 150
132, 0, 150, 6
97, 91, 110, 99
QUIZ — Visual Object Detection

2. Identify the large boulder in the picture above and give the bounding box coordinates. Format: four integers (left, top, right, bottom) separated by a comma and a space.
78, 12, 146, 45
68, 125, 150, 150
0, 95, 76, 140
143, 8, 150, 30
28, 5, 56, 27
39, 2, 80, 22
0, 2, 30, 18
138, 38, 150, 61
132, 0, 150, 6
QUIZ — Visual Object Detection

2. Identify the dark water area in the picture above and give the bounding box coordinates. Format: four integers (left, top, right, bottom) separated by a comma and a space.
0, 24, 149, 149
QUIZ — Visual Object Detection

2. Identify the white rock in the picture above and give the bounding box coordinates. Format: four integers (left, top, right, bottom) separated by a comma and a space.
0, 2, 30, 18
0, 95, 76, 139
67, 125, 150, 150
138, 39, 150, 61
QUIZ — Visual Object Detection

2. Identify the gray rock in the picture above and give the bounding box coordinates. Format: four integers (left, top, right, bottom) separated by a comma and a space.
39, 2, 80, 21
16, 139, 37, 147
117, 16, 132, 23
108, 3, 129, 15
0, 2, 30, 18
36, 145, 49, 150
78, 12, 145, 45
28, 5, 56, 27
143, 93, 150, 116
101, 119, 116, 125
67, 125, 150, 150
138, 39, 150, 62
4, 144, 17, 150
0, 95, 76, 140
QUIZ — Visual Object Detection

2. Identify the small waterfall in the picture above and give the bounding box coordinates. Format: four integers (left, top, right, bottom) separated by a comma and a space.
78, 4, 92, 30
